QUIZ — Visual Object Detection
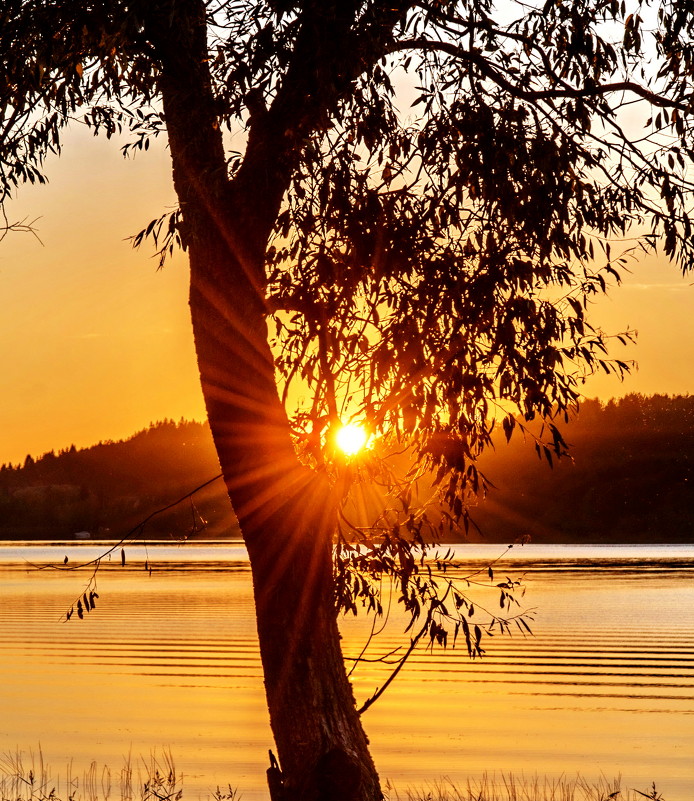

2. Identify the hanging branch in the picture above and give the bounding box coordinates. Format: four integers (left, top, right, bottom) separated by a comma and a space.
26, 473, 225, 623
358, 614, 431, 715
31, 473, 223, 574
62, 562, 100, 622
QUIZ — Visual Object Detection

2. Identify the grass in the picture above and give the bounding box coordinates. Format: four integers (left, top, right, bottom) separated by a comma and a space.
0, 749, 239, 801
394, 775, 666, 801
0, 750, 666, 801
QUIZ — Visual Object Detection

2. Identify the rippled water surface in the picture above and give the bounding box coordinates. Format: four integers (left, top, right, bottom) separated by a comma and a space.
0, 543, 692, 799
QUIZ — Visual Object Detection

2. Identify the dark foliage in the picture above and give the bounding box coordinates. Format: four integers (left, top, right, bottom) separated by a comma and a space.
3, 394, 693, 544
0, 420, 235, 540
475, 394, 694, 543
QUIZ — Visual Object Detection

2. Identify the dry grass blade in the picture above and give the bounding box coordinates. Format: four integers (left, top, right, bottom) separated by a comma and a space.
397, 774, 665, 801
0, 749, 225, 801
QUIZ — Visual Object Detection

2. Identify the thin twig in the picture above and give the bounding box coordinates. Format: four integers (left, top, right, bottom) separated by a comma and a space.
29, 473, 224, 573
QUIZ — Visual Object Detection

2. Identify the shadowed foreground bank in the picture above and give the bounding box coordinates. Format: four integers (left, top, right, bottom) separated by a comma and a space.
0, 751, 668, 801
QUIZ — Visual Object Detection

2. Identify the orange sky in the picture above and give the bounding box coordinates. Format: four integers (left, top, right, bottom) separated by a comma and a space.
1, 126, 693, 465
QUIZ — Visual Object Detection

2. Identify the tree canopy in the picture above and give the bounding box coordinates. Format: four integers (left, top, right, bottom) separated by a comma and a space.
3, 2, 694, 799
4, 3, 694, 490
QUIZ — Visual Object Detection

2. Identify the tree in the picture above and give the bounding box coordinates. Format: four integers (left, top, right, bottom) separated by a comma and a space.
2, 2, 694, 799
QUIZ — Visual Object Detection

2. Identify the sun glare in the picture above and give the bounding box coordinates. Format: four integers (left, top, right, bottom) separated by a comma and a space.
335, 423, 368, 456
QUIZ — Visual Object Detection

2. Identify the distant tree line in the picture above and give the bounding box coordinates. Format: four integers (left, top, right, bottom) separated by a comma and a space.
1, 394, 693, 542
0, 420, 236, 540
473, 394, 694, 543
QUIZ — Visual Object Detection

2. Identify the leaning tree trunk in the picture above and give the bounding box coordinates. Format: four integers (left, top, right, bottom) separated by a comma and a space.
187, 254, 382, 801
144, 2, 383, 798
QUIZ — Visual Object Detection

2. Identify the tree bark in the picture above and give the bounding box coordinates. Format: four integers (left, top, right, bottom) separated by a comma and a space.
188, 254, 382, 801
144, 2, 383, 798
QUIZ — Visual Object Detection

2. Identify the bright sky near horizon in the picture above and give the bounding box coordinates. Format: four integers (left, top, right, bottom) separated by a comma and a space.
1, 126, 693, 466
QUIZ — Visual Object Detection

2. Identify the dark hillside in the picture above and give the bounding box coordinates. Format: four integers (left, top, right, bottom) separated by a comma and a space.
472, 394, 694, 543
1, 394, 693, 542
0, 420, 235, 540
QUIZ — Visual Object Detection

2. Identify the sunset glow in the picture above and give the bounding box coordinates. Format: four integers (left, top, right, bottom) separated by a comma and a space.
335, 423, 368, 456
4, 5, 694, 799
1, 90, 694, 468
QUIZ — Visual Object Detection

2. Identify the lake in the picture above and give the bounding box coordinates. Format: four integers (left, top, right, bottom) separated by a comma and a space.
0, 542, 692, 800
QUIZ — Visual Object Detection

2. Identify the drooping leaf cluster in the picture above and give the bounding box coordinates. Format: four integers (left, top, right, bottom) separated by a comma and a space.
0, 1, 170, 199
261, 0, 694, 518
334, 526, 532, 663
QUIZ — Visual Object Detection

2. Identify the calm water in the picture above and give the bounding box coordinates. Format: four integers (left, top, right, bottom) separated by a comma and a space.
0, 543, 692, 799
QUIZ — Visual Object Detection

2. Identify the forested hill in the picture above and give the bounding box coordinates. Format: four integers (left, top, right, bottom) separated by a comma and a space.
0, 420, 236, 540
1, 393, 693, 543
473, 394, 694, 543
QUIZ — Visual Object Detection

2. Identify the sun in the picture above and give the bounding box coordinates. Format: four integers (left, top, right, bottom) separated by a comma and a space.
334, 423, 368, 456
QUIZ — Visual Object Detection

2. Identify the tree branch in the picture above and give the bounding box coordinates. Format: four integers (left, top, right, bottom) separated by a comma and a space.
357, 614, 430, 715
390, 38, 692, 111
233, 1, 415, 233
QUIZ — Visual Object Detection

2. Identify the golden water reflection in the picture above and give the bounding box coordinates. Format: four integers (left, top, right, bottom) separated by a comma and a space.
0, 544, 692, 800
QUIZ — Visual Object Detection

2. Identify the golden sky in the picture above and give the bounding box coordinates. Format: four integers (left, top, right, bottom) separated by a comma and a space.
1, 126, 693, 465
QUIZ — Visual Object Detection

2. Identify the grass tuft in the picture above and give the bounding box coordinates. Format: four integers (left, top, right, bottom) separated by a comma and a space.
2, 751, 665, 801
392, 774, 666, 801
0, 748, 238, 801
